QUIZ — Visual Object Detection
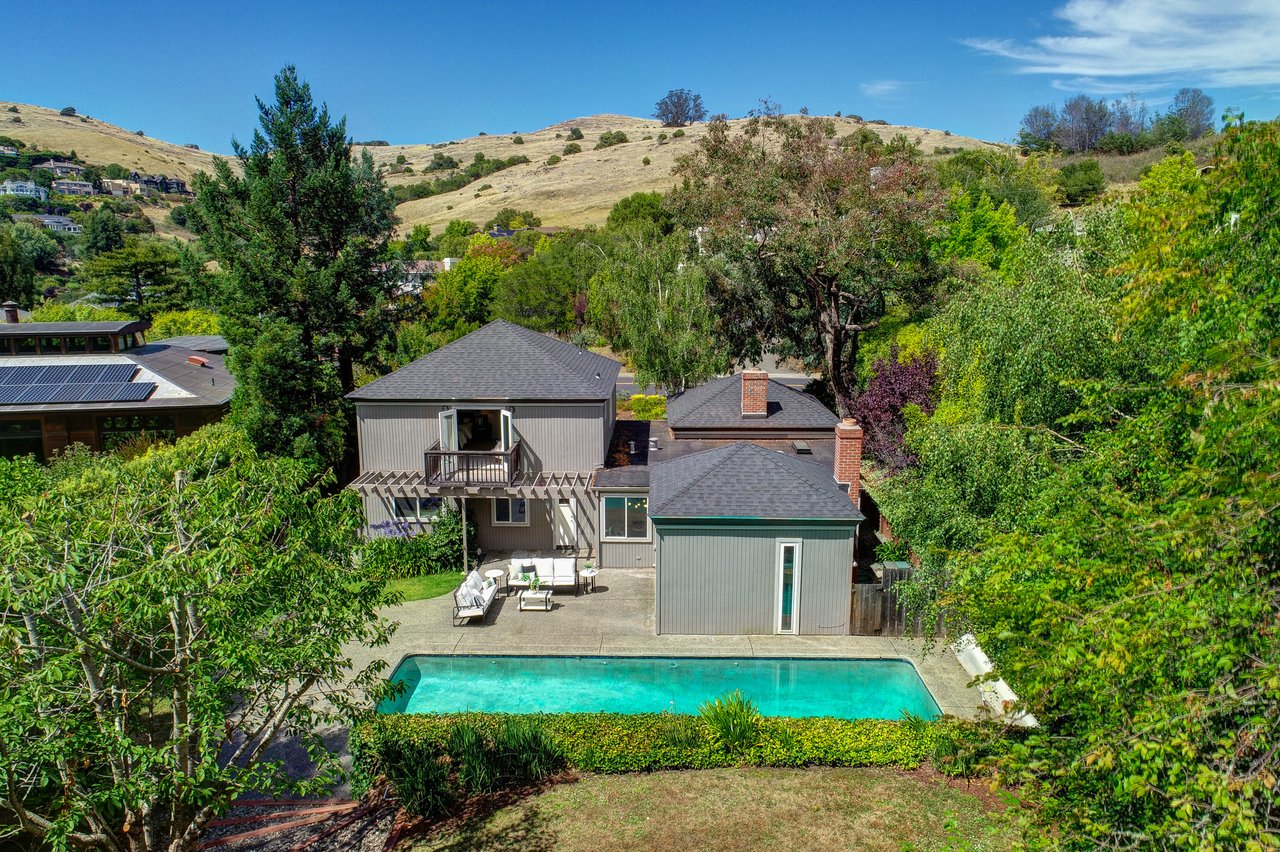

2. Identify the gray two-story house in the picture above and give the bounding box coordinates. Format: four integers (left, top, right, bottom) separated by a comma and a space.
349, 320, 621, 555
350, 322, 866, 636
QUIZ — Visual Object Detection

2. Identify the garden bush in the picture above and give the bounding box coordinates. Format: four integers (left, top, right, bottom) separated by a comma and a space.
562, 142, 582, 156
672, 129, 686, 138
353, 709, 948, 805
699, 690, 760, 754
566, 127, 584, 141
545, 154, 562, 166
364, 508, 474, 577
628, 394, 667, 420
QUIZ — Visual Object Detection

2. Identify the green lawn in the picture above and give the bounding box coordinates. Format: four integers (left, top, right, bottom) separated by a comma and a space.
387, 572, 464, 603
409, 767, 1017, 852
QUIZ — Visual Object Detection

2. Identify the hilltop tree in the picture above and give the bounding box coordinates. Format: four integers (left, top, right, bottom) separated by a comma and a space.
654, 88, 707, 127
1170, 86, 1215, 138
1017, 104, 1058, 151
1054, 95, 1112, 153
192, 66, 398, 474
670, 114, 944, 416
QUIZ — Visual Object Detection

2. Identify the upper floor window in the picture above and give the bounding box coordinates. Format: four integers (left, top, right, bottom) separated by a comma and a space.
493, 497, 528, 526
603, 495, 648, 540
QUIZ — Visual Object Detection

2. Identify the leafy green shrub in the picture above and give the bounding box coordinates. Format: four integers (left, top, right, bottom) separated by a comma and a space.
595, 131, 630, 149
658, 132, 668, 143
1057, 159, 1106, 204
60, 107, 76, 117
672, 129, 685, 138
642, 156, 651, 166
699, 690, 761, 755
493, 717, 566, 784
478, 183, 492, 192
562, 142, 582, 156
566, 127, 584, 141
149, 309, 220, 339
628, 394, 667, 420
364, 508, 474, 577
512, 136, 524, 145
449, 722, 497, 793
395, 153, 407, 165
545, 154, 562, 166
355, 712, 946, 784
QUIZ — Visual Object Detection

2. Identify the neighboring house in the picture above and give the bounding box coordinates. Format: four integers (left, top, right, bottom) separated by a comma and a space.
0, 305, 235, 459
349, 324, 866, 636
51, 179, 95, 196
394, 259, 445, 295
0, 180, 48, 202
33, 160, 85, 177
0, 145, 19, 157
14, 214, 83, 234
102, 179, 141, 196
131, 172, 189, 194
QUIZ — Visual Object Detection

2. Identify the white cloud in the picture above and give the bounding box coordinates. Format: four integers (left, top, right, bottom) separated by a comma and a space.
965, 0, 1280, 92
859, 80, 905, 99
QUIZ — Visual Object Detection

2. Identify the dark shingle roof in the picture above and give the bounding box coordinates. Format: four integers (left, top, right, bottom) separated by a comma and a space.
349, 320, 621, 402
649, 442, 862, 521
0, 320, 147, 337
666, 374, 838, 430
149, 334, 229, 354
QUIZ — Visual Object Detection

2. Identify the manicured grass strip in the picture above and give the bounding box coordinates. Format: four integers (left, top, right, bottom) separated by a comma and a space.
410, 767, 1016, 852
387, 572, 464, 603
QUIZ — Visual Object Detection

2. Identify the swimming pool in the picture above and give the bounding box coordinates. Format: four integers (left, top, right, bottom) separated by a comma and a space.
381, 655, 941, 720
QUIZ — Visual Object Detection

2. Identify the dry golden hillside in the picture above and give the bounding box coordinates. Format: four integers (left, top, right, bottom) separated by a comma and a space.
367, 114, 1001, 235
2, 103, 1000, 234
0, 102, 226, 180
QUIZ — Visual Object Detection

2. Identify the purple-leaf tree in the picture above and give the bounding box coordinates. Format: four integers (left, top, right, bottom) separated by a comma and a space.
853, 345, 939, 473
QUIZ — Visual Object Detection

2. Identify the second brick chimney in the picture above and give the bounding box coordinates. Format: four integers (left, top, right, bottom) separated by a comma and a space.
2, 301, 19, 324
741, 369, 769, 418
834, 418, 864, 509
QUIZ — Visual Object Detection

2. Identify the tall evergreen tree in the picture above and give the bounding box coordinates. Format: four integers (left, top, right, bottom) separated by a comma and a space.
192, 67, 398, 474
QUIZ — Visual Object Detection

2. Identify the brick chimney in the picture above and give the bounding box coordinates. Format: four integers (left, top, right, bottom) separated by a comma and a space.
834, 418, 863, 508
2, 302, 19, 324
741, 369, 769, 418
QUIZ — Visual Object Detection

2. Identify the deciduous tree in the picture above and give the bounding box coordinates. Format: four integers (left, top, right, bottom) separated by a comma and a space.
670, 114, 944, 416
654, 89, 707, 127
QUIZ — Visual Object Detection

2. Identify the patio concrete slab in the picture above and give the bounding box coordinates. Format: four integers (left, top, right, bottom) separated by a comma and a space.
351, 567, 984, 719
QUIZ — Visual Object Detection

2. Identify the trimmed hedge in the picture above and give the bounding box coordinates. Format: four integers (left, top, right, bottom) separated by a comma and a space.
353, 711, 951, 801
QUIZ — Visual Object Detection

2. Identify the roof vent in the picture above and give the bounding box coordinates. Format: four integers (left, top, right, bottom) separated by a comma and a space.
187, 355, 209, 367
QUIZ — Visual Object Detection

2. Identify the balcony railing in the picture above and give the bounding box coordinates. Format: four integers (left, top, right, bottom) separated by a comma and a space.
424, 440, 522, 486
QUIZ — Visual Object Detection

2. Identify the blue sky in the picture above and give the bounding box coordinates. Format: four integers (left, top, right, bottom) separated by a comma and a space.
6, 0, 1279, 154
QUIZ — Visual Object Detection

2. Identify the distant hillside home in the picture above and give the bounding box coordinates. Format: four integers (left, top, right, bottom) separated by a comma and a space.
395, 259, 445, 295
101, 179, 141, 196
0, 180, 48, 202
130, 172, 189, 194
0, 306, 234, 460
348, 321, 866, 636
0, 145, 18, 157
14, 214, 83, 234
33, 160, 85, 177
51, 179, 95, 196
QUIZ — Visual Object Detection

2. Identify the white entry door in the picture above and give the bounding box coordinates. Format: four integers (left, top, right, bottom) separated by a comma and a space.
776, 540, 802, 634
555, 498, 577, 549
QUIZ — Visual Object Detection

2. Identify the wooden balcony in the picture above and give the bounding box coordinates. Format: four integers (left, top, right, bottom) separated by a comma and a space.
424, 440, 522, 486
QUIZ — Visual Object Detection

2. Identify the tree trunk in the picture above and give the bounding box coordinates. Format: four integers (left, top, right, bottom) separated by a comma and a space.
821, 292, 856, 418
337, 348, 358, 486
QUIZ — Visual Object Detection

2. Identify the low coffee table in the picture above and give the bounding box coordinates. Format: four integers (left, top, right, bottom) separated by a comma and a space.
518, 589, 552, 612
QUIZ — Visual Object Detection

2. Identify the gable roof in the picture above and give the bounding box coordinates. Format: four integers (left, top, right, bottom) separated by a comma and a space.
666, 374, 838, 430
649, 441, 862, 521
349, 319, 621, 402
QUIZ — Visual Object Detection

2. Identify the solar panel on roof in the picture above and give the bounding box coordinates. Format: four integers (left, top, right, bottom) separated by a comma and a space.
111, 382, 155, 402
0, 366, 43, 385
35, 364, 77, 384
0, 385, 26, 403
44, 383, 90, 403
15, 385, 59, 404
98, 364, 137, 383
68, 365, 108, 384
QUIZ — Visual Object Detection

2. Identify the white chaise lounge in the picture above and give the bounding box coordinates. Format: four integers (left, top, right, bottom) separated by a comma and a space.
452, 570, 499, 626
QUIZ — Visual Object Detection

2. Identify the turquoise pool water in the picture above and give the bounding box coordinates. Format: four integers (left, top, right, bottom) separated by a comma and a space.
381, 655, 941, 720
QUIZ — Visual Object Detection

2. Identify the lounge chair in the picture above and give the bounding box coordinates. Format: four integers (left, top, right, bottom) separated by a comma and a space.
552, 557, 578, 594
452, 569, 499, 626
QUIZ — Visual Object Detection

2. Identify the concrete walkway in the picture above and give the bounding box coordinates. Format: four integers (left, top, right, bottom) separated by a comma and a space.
351, 568, 982, 719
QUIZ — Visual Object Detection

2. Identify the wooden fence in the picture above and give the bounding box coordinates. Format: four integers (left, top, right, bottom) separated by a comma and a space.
850, 561, 928, 636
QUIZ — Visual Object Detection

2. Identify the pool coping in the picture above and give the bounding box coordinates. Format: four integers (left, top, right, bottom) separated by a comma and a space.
372, 644, 979, 721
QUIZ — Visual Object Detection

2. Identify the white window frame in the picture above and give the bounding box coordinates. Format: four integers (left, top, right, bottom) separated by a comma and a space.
601, 493, 651, 542
492, 497, 530, 527
775, 539, 802, 635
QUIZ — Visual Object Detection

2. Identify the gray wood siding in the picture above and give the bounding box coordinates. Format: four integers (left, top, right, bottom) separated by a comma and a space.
600, 540, 656, 569
655, 523, 856, 635
355, 401, 608, 474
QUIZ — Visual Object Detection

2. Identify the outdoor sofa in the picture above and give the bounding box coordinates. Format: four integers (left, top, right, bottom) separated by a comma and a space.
452, 569, 499, 625
507, 557, 578, 594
